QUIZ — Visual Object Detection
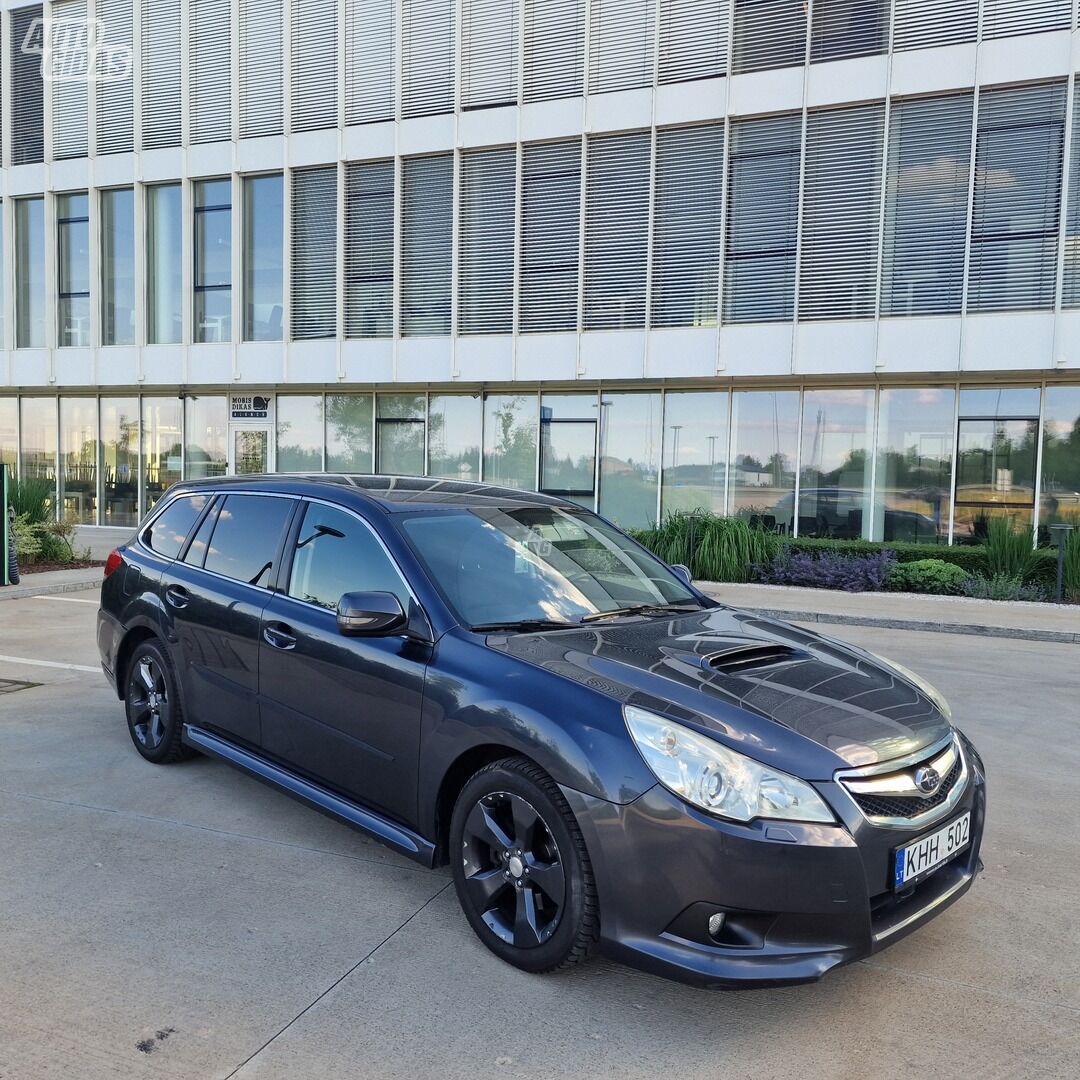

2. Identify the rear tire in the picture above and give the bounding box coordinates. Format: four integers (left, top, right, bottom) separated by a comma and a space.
124, 639, 192, 764
450, 757, 598, 974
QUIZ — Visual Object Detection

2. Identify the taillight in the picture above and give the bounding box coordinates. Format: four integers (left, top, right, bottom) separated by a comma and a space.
104, 550, 123, 579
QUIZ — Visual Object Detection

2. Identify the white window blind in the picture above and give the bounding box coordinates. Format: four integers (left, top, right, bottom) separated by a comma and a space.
968, 81, 1066, 312
881, 93, 973, 317
240, 0, 283, 138
799, 103, 886, 321
345, 161, 395, 337
810, 0, 889, 63
141, 0, 181, 148
291, 0, 339, 131
96, 0, 134, 154
12, 6, 45, 165
291, 167, 338, 339
463, 0, 518, 110
401, 155, 453, 336
520, 140, 581, 333
723, 113, 802, 323
52, 0, 89, 160
892, 0, 978, 50
402, 0, 455, 118
659, 0, 729, 85
589, 0, 655, 94
523, 0, 584, 102
651, 124, 724, 328
459, 148, 516, 334
1062, 83, 1080, 308
731, 0, 806, 75
584, 132, 652, 331
346, 0, 395, 124
190, 0, 232, 144
981, 0, 1073, 40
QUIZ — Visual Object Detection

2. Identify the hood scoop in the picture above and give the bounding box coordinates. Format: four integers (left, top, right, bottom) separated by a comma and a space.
700, 642, 803, 674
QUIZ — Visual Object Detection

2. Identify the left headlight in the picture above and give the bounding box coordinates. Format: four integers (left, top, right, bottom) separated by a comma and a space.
869, 653, 952, 721
623, 706, 834, 824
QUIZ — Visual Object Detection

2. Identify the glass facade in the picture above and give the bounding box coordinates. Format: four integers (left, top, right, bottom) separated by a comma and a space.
194, 179, 232, 343
428, 394, 481, 481
377, 394, 427, 475
730, 391, 799, 527
147, 184, 182, 344
16, 198, 45, 348
326, 394, 374, 472
184, 396, 228, 480
483, 394, 538, 491
100, 397, 139, 526
660, 391, 729, 517
60, 398, 97, 523
599, 393, 662, 529
277, 396, 324, 471
101, 189, 136, 346
1041, 387, 1080, 531
142, 397, 182, 511
20, 398, 57, 486
540, 394, 598, 509
243, 174, 284, 341
57, 193, 91, 347
0, 398, 16, 476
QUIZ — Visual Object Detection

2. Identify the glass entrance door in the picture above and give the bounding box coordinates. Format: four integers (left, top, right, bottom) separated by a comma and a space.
231, 426, 272, 475
954, 418, 1038, 540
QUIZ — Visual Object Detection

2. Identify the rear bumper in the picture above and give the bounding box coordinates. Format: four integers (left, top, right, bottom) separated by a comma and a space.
561, 750, 986, 990
96, 608, 122, 693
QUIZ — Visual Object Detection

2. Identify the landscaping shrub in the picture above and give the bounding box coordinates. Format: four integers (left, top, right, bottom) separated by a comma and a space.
756, 548, 896, 592
985, 516, 1037, 581
630, 511, 776, 583
6, 476, 54, 524
961, 574, 1049, 603
1063, 531, 1080, 602
887, 559, 969, 596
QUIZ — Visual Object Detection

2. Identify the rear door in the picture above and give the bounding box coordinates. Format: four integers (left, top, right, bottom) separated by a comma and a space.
161, 492, 296, 748
257, 500, 429, 826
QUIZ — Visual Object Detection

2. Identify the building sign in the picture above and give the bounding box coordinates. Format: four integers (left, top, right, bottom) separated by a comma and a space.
231, 394, 272, 420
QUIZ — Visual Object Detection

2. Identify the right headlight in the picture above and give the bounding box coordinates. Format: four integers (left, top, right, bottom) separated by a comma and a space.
624, 705, 834, 824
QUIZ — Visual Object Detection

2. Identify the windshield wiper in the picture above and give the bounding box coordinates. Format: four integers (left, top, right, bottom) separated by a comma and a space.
581, 603, 705, 624
469, 619, 582, 634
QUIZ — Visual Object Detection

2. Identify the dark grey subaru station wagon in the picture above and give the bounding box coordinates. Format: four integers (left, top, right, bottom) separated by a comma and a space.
97, 475, 985, 988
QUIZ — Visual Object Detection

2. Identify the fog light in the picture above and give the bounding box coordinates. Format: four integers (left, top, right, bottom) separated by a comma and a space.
707, 912, 726, 940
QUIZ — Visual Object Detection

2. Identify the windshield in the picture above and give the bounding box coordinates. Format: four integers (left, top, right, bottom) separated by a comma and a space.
400, 506, 699, 627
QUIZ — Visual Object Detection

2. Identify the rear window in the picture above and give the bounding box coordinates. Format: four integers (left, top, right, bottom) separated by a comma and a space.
143, 494, 210, 560
203, 494, 294, 588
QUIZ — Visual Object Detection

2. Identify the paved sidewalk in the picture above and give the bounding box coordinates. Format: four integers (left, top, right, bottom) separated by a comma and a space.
1, 567, 103, 600
697, 581, 1080, 644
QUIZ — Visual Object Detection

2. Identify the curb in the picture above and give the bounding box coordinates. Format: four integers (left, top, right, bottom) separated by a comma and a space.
740, 607, 1080, 645
0, 576, 101, 601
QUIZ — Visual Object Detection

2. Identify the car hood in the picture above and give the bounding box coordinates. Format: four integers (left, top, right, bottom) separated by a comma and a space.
485, 606, 952, 773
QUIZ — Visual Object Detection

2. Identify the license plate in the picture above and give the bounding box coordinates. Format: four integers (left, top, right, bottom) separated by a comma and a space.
894, 812, 971, 890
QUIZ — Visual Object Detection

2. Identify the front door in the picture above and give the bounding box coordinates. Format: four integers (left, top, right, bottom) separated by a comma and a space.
230, 426, 273, 475
258, 500, 429, 827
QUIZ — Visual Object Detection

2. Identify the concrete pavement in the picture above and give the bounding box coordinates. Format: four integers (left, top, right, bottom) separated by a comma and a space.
0, 588, 1078, 1079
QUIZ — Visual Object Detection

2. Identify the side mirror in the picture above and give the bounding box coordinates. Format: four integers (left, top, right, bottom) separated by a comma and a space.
670, 564, 693, 587
337, 591, 408, 637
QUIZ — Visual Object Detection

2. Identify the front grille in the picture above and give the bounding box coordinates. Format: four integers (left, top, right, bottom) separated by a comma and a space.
850, 753, 963, 820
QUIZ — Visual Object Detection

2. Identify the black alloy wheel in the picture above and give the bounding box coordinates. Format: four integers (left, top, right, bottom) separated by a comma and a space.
450, 757, 598, 973
124, 639, 191, 764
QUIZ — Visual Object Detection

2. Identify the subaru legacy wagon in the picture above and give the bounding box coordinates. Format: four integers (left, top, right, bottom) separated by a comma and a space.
97, 475, 985, 988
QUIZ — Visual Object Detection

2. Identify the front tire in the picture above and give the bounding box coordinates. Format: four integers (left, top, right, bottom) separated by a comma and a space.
450, 757, 598, 974
124, 639, 191, 764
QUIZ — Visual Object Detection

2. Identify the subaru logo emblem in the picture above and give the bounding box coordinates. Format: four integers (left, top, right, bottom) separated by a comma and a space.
914, 766, 941, 795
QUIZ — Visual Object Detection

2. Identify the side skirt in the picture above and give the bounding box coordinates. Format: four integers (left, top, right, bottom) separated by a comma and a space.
182, 724, 437, 868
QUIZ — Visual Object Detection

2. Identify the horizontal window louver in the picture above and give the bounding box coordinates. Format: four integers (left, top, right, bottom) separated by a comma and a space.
291, 167, 338, 339
96, 0, 134, 154
292, 0, 338, 132
345, 161, 395, 338
810, 0, 889, 63
589, 0, 655, 94
523, 0, 584, 102
402, 0, 455, 118
731, 0, 806, 75
584, 131, 651, 330
401, 155, 453, 336
892, 0, 978, 50
346, 0, 395, 124
723, 113, 801, 323
799, 103, 886, 321
981, 0, 1072, 40
881, 93, 973, 317
190, 0, 232, 144
1062, 83, 1080, 308
12, 6, 45, 165
968, 81, 1066, 313
141, 0, 181, 148
459, 147, 516, 334
651, 124, 724, 328
240, 0, 283, 138
520, 140, 581, 333
51, 0, 89, 160
463, 0, 519, 109
659, 0, 729, 84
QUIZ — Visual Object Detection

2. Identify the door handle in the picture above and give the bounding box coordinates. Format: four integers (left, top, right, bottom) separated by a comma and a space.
165, 584, 189, 609
263, 622, 297, 651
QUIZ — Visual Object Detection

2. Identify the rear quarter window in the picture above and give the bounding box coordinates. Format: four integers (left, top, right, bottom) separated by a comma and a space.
143, 494, 210, 560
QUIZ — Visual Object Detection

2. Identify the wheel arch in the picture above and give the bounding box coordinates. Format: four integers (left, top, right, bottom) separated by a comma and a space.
114, 624, 162, 701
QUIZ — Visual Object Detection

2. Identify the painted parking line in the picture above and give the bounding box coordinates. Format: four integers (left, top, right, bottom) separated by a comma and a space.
33, 595, 99, 606
0, 654, 100, 674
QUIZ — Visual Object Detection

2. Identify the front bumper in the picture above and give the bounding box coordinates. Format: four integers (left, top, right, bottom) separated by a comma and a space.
562, 737, 986, 989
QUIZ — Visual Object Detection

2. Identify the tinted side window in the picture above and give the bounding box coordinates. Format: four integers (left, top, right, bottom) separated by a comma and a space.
144, 494, 210, 559
288, 503, 409, 610
183, 497, 220, 567
204, 495, 294, 587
